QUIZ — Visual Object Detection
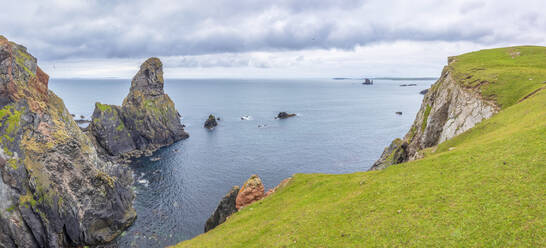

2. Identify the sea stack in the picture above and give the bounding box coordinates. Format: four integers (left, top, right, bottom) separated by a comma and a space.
204, 114, 218, 129
90, 58, 189, 158
0, 36, 135, 247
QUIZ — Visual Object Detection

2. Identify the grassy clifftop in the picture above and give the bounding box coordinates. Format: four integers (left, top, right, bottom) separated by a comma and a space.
449, 46, 546, 108
174, 47, 546, 247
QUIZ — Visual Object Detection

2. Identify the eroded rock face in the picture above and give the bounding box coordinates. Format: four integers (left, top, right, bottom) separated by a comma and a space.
0, 36, 135, 247
90, 57, 188, 158
370, 63, 498, 170
204, 186, 239, 232
235, 174, 265, 209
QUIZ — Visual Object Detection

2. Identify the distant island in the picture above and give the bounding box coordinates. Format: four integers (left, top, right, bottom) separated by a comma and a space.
333, 77, 438, 81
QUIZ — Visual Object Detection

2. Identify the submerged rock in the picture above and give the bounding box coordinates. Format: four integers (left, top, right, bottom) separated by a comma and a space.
0, 35, 135, 247
276, 112, 296, 119
204, 186, 240, 232
204, 114, 218, 129
89, 58, 188, 158
236, 174, 265, 209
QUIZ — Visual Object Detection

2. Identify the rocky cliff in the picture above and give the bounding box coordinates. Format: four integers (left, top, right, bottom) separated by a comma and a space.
0, 36, 135, 247
204, 186, 239, 232
371, 58, 498, 170
90, 58, 188, 159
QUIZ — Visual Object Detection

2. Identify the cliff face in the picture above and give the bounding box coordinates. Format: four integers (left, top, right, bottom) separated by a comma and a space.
90, 58, 188, 158
0, 36, 135, 247
371, 59, 498, 170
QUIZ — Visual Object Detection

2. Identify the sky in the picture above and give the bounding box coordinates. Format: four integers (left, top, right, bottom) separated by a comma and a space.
1, 0, 545, 79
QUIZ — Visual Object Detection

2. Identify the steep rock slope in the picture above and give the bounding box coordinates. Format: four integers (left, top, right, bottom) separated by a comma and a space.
0, 36, 135, 247
371, 46, 545, 170
90, 58, 188, 158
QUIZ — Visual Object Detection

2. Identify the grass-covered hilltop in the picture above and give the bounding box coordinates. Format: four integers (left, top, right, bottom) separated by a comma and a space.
175, 46, 546, 247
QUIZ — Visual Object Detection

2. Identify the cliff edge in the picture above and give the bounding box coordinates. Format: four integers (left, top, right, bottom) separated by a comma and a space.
371, 46, 545, 170
0, 36, 135, 247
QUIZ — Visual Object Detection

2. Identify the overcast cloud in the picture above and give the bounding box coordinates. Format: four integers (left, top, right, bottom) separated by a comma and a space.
1, 0, 544, 78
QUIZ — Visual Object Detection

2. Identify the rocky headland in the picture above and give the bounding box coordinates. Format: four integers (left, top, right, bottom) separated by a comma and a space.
370, 57, 498, 170
204, 175, 290, 232
0, 36, 135, 247
89, 58, 188, 160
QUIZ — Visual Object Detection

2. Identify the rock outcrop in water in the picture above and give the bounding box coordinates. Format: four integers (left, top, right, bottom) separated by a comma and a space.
90, 58, 188, 158
0, 36, 135, 247
204, 114, 218, 129
370, 58, 498, 170
276, 112, 296, 119
204, 186, 239, 232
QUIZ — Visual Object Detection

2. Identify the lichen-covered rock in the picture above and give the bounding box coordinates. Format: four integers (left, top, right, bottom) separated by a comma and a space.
204, 186, 239, 232
90, 57, 188, 158
90, 103, 135, 156
0, 35, 135, 247
204, 114, 218, 129
235, 174, 265, 209
371, 60, 498, 170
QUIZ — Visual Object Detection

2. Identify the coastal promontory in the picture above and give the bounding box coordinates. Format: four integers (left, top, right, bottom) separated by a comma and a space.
0, 36, 135, 247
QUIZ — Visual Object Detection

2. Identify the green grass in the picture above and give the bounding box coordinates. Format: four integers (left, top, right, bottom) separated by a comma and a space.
450, 46, 546, 108
175, 48, 546, 247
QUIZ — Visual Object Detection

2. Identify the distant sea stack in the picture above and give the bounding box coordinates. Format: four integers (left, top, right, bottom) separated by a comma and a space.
370, 56, 498, 170
0, 36, 135, 247
89, 58, 189, 159
362, 78, 373, 85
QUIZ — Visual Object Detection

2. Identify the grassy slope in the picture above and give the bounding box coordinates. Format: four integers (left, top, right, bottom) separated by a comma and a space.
175, 47, 546, 247
450, 46, 546, 108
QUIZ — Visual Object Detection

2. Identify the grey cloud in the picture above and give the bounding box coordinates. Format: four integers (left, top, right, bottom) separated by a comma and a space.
1, 0, 544, 61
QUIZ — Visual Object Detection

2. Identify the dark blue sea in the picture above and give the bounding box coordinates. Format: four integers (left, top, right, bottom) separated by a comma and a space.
49, 78, 432, 247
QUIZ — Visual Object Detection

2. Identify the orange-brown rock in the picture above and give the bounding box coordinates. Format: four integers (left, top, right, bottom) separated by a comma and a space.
235, 174, 265, 209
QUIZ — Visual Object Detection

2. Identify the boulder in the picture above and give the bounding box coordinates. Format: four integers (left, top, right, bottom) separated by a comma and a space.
0, 35, 135, 247
204, 114, 218, 129
235, 175, 265, 209
89, 57, 188, 158
420, 89, 429, 95
204, 186, 240, 232
276, 112, 296, 119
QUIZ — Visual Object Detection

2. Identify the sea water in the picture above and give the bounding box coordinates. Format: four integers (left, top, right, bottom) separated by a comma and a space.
49, 78, 432, 247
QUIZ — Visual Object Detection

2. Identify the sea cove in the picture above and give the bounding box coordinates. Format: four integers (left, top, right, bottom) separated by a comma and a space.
50, 78, 431, 247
